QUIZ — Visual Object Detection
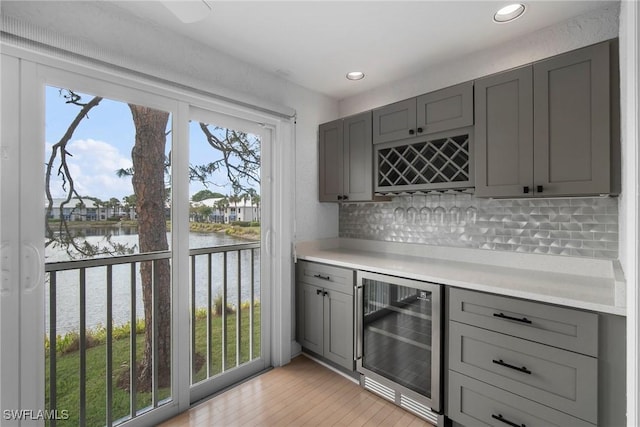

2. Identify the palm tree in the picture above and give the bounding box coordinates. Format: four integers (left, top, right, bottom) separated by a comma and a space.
245, 188, 260, 223
109, 197, 121, 218
253, 194, 261, 223
228, 193, 240, 222
213, 198, 227, 223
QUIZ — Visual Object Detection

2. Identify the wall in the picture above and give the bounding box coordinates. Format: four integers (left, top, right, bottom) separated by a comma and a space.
339, 4, 620, 116
0, 1, 340, 243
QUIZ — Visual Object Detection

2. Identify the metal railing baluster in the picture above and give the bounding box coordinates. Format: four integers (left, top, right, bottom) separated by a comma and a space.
222, 251, 227, 372
207, 253, 212, 377
130, 261, 137, 418
191, 255, 196, 383
49, 272, 57, 427
249, 249, 254, 360
79, 268, 87, 426
236, 249, 241, 366
152, 260, 159, 408
106, 265, 113, 427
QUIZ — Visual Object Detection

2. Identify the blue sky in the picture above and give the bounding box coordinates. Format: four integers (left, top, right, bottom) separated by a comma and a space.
45, 86, 258, 201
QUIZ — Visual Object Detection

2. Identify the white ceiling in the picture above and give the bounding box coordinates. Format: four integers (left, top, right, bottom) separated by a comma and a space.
4, 1, 618, 99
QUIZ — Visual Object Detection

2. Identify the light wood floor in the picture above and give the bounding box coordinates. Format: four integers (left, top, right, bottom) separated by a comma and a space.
159, 355, 434, 427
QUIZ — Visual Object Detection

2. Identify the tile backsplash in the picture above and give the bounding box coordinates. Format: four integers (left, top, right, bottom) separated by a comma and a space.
339, 194, 619, 260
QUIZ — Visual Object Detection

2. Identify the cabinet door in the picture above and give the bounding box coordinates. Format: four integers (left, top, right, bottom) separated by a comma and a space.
323, 289, 354, 370
417, 81, 473, 135
318, 119, 344, 202
297, 283, 324, 355
372, 98, 416, 144
533, 42, 610, 196
343, 112, 373, 202
475, 66, 534, 197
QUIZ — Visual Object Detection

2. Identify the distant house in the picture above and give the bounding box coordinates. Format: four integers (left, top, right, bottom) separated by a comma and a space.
190, 197, 260, 224
46, 198, 137, 221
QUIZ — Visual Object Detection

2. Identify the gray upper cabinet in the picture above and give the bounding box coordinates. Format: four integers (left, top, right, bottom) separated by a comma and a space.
373, 82, 473, 144
318, 119, 343, 202
474, 66, 534, 198
344, 113, 373, 201
372, 98, 416, 144
417, 81, 474, 135
533, 42, 610, 196
475, 41, 613, 198
318, 111, 373, 202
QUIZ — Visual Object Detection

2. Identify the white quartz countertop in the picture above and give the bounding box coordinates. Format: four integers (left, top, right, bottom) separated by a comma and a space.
295, 238, 626, 316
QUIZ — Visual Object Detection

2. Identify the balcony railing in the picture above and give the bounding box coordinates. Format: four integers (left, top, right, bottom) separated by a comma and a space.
44, 242, 260, 427
189, 243, 261, 384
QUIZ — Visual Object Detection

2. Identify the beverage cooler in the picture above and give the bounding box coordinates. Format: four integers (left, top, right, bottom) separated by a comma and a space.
356, 271, 443, 425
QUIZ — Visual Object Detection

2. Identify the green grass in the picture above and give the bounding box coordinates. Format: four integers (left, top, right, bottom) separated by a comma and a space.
45, 305, 260, 426
188, 221, 260, 240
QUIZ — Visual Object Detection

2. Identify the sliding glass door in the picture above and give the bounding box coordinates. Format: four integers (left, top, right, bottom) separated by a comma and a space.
0, 57, 276, 427
43, 82, 176, 426
187, 108, 271, 403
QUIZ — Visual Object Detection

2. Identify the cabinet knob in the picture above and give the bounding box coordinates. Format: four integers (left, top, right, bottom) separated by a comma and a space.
408, 129, 415, 135
342, 195, 349, 201
523, 186, 530, 194
316, 289, 322, 295
337, 195, 343, 201
416, 127, 423, 133
537, 185, 544, 193
323, 291, 329, 297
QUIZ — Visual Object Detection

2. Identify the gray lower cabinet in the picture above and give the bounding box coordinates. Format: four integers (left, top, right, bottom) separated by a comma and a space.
449, 322, 597, 422
448, 287, 598, 356
448, 371, 594, 427
447, 288, 626, 427
319, 112, 373, 202
475, 40, 614, 197
296, 261, 354, 370
372, 82, 473, 144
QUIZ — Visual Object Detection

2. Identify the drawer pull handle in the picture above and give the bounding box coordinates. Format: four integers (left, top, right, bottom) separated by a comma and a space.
493, 312, 532, 324
491, 414, 525, 427
492, 359, 532, 375
313, 274, 330, 281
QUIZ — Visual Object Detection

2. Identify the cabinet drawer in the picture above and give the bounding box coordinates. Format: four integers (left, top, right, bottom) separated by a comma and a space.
449, 288, 598, 356
448, 371, 594, 427
296, 261, 353, 293
449, 322, 597, 423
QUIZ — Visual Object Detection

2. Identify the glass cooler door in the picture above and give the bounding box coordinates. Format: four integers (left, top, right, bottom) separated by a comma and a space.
358, 272, 441, 407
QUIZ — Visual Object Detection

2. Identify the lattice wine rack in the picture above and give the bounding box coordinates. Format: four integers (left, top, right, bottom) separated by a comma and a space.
375, 132, 473, 193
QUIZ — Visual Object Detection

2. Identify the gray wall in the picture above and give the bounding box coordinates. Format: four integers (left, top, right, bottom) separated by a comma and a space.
339, 195, 618, 259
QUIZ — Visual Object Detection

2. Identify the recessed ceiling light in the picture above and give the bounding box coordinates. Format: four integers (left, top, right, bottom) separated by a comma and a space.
346, 71, 365, 81
493, 3, 526, 23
